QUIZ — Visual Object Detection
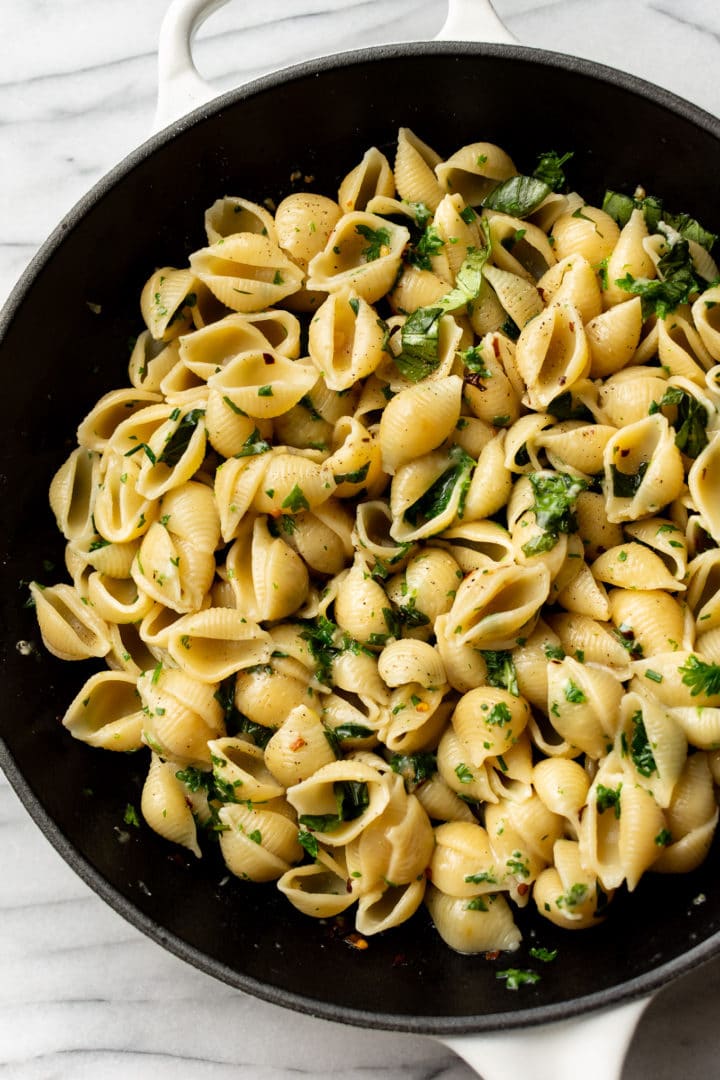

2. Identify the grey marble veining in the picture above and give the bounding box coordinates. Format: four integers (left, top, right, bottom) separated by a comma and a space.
2, 1, 720, 1077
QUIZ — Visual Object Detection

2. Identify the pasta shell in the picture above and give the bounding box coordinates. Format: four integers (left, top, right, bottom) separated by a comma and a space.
218, 803, 302, 882
425, 887, 521, 954
551, 205, 620, 265
204, 196, 277, 246
585, 297, 643, 378
393, 127, 444, 210
435, 141, 516, 206
306, 212, 409, 304
378, 376, 462, 474
189, 234, 304, 312
141, 753, 201, 857
338, 146, 395, 213
602, 414, 684, 523
446, 562, 551, 651
30, 582, 111, 661
591, 543, 685, 592
277, 848, 358, 918
514, 301, 591, 411
286, 760, 391, 847
62, 670, 144, 750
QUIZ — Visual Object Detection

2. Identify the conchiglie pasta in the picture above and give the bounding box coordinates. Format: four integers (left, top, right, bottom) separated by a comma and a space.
32, 131, 720, 959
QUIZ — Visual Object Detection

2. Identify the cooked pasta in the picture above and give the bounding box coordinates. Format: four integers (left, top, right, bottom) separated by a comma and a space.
31, 132, 720, 964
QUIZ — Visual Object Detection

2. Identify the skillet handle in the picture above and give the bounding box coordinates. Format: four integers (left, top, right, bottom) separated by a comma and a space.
154, 0, 515, 130
437, 995, 652, 1080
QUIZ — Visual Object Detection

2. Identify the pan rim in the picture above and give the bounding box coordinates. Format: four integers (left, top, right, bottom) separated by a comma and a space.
2, 38, 720, 1035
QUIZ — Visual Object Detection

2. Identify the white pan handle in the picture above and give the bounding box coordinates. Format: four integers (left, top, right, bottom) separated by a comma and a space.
438, 995, 652, 1080
436, 0, 516, 44
154, 0, 515, 130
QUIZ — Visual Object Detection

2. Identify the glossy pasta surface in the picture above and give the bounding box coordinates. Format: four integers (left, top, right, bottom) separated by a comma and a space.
33, 132, 720, 958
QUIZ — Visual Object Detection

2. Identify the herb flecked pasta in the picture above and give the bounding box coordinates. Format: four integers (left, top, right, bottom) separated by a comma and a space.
32, 130, 720, 958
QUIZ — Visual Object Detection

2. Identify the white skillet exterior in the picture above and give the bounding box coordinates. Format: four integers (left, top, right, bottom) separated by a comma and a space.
1, 2, 720, 1078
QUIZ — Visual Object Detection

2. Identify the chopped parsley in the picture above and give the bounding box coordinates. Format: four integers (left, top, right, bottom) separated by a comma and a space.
298, 780, 369, 831
486, 702, 512, 727
123, 803, 140, 828
356, 223, 391, 262
529, 946, 558, 963
235, 428, 272, 457
482, 650, 519, 696
629, 710, 657, 777
496, 968, 541, 990
616, 238, 704, 319
596, 783, 622, 818
389, 751, 437, 792
157, 408, 205, 468
651, 385, 708, 458
298, 829, 319, 858
533, 150, 573, 192
407, 224, 445, 270
610, 460, 649, 499
564, 681, 586, 704
521, 472, 587, 557
678, 655, 720, 697
602, 189, 717, 251
281, 484, 310, 513
455, 763, 474, 784
402, 445, 475, 528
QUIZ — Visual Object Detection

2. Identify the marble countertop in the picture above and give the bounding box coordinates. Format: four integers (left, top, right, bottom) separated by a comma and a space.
2, 1, 720, 1076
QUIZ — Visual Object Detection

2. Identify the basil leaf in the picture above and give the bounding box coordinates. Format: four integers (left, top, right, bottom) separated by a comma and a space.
158, 409, 205, 467
483, 175, 551, 218
533, 150, 573, 192
394, 305, 444, 382
403, 445, 475, 528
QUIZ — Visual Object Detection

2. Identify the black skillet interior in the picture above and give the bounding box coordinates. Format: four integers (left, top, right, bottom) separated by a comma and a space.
2, 43, 720, 1035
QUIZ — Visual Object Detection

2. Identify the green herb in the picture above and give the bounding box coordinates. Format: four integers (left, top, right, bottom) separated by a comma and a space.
123, 803, 140, 828
300, 615, 341, 686
299, 780, 369, 832
610, 460, 649, 499
629, 710, 657, 777
486, 702, 512, 727
282, 484, 310, 513
655, 828, 673, 847
332, 723, 374, 741
248, 829, 262, 844
257, 384, 274, 397
496, 968, 541, 990
348, 296, 360, 316
298, 829, 319, 858
124, 440, 156, 465
602, 189, 717, 251
394, 227, 492, 381
298, 393, 323, 420
88, 538, 111, 552
460, 205, 477, 224
482, 650, 519, 697
655, 385, 708, 458
644, 668, 664, 684
613, 623, 644, 660
506, 853, 530, 878
464, 870, 496, 885
564, 681, 586, 704
529, 946, 558, 963
483, 175, 551, 218
394, 305, 444, 382
175, 765, 211, 792
678, 654, 720, 696
403, 445, 475, 528
557, 882, 588, 909
596, 783, 622, 818
521, 471, 587, 556
356, 223, 392, 262
407, 201, 433, 228
407, 224, 445, 270
465, 896, 489, 911
544, 644, 566, 661
547, 390, 593, 422
616, 238, 704, 318
235, 427, 272, 457
395, 595, 431, 629
158, 408, 205, 468
533, 150, 573, 191
390, 751, 437, 792
334, 461, 370, 486
455, 763, 474, 784
459, 343, 492, 377
236, 715, 274, 749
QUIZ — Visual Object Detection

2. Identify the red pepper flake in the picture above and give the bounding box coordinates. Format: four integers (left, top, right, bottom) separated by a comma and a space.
289, 736, 307, 751
492, 338, 501, 358
485, 949, 501, 961
346, 932, 369, 951
517, 882, 529, 897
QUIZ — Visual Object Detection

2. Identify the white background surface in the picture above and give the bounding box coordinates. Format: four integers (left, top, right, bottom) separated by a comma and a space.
2, 1, 720, 1077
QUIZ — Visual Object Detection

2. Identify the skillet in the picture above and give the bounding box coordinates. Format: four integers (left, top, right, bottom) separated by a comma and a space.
1, 0, 720, 1075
